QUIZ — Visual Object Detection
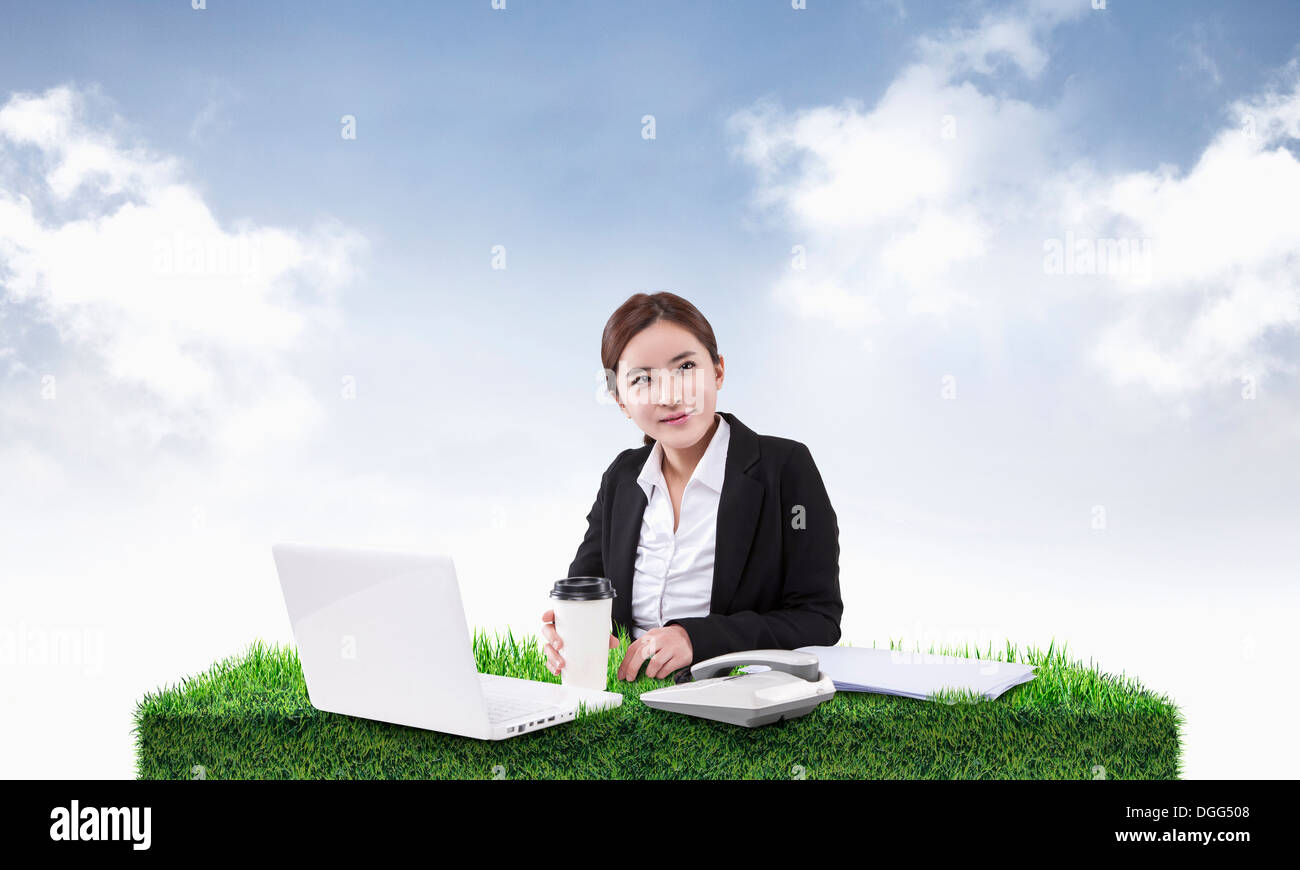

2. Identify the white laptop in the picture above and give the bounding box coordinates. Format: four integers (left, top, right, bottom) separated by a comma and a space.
271, 542, 622, 741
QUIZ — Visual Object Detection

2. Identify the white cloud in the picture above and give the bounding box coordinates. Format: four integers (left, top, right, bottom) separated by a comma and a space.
188, 78, 241, 143
0, 85, 178, 199
729, 60, 1060, 321
730, 2, 1300, 399
916, 0, 1090, 79
1176, 20, 1224, 89
1079, 74, 1300, 393
0, 84, 367, 456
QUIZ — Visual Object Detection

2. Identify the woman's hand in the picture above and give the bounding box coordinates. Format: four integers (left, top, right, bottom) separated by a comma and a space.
541, 608, 619, 676
616, 624, 693, 682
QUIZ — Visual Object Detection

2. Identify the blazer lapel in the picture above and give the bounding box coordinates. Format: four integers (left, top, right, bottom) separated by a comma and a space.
607, 410, 764, 629
609, 481, 646, 632
711, 411, 764, 614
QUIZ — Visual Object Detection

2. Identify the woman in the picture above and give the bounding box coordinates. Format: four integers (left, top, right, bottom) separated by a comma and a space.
541, 291, 843, 683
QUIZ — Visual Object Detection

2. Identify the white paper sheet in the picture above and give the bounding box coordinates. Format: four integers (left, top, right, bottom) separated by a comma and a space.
793, 645, 1037, 701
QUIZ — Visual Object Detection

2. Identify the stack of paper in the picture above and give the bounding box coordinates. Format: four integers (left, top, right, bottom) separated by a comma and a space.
791, 645, 1037, 702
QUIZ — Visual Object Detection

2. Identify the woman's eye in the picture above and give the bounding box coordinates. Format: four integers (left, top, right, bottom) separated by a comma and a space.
631, 361, 694, 386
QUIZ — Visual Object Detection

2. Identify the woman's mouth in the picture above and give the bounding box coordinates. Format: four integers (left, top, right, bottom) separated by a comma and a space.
660, 412, 691, 425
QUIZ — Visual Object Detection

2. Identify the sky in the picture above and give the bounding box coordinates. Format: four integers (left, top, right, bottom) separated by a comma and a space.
2, 0, 1298, 779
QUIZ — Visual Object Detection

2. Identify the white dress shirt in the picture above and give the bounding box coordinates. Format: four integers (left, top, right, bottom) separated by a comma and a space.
630, 412, 731, 640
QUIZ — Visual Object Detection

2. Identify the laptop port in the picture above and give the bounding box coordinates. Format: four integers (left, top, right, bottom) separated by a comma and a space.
548, 716, 556, 721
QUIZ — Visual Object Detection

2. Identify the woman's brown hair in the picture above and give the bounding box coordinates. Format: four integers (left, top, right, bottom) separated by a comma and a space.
601, 291, 721, 447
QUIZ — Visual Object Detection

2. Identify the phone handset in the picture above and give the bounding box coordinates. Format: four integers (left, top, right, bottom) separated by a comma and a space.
687, 649, 821, 683
648, 647, 835, 725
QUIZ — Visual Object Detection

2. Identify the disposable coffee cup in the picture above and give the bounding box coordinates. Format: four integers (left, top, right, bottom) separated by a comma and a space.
549, 577, 616, 691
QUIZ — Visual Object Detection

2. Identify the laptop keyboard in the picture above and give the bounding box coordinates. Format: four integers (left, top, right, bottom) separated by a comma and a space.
483, 693, 559, 724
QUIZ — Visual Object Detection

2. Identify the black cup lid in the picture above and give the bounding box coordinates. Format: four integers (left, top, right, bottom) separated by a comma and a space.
550, 577, 616, 601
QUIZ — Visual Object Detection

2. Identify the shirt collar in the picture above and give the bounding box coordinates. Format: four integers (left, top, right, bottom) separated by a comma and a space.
636, 412, 730, 502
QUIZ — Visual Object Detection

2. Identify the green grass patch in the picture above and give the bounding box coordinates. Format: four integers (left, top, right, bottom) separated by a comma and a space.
133, 629, 1183, 779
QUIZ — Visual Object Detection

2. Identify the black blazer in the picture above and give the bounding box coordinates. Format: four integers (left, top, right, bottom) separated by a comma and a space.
566, 410, 843, 665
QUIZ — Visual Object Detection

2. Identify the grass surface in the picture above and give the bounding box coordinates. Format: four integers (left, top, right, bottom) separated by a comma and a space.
133, 629, 1183, 779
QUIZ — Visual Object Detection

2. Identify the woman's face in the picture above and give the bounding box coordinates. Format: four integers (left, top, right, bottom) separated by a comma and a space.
615, 320, 724, 448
